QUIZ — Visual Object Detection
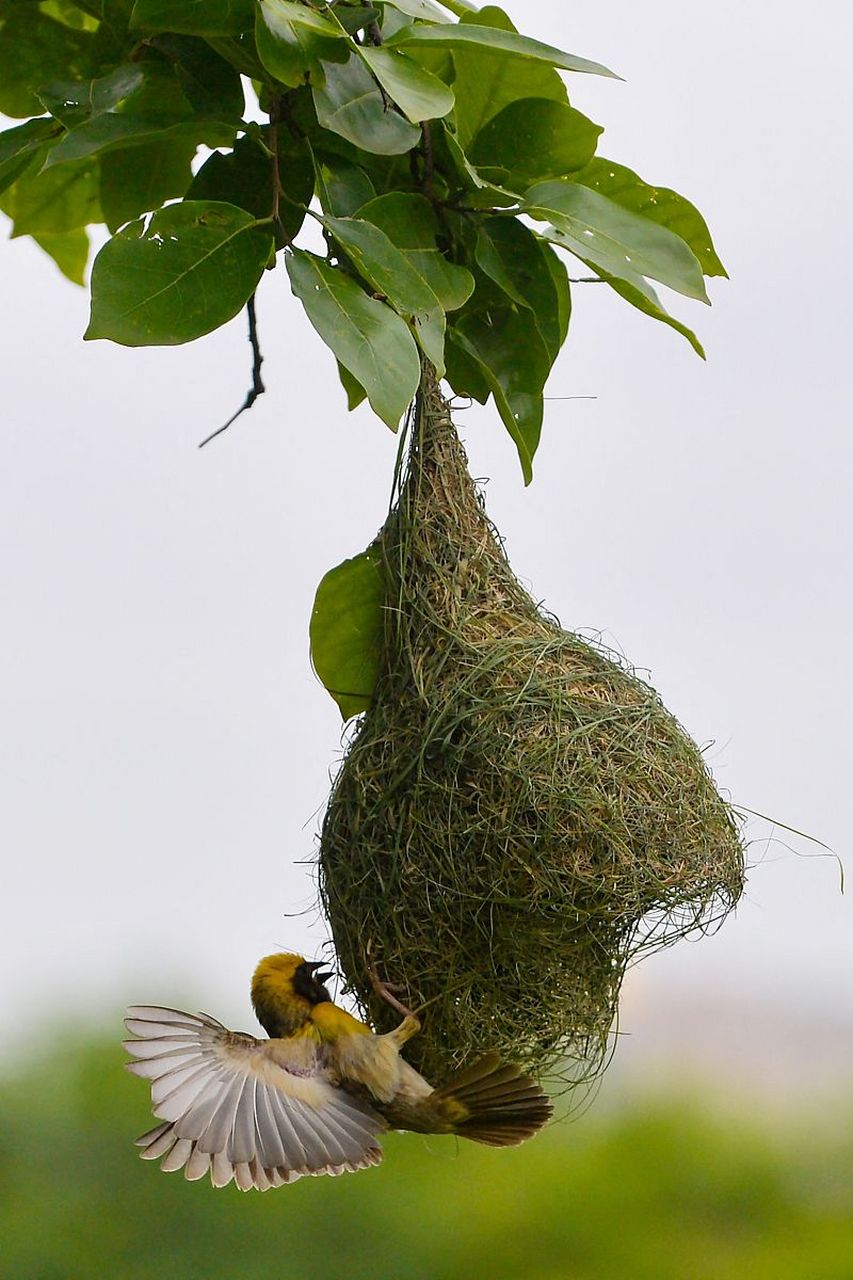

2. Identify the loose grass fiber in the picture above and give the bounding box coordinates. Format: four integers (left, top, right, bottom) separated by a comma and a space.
319, 369, 745, 1085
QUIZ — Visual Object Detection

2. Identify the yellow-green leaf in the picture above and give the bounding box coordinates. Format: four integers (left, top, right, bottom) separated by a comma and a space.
310, 547, 384, 719
526, 180, 709, 303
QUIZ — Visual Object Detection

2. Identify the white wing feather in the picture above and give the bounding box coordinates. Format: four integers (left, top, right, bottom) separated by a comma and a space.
124, 1006, 385, 1190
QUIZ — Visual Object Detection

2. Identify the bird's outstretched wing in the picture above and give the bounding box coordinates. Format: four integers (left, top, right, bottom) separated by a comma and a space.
124, 1006, 385, 1191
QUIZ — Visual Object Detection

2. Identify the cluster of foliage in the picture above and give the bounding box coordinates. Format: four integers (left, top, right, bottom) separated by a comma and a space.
2, 1037, 850, 1280
0, 0, 725, 480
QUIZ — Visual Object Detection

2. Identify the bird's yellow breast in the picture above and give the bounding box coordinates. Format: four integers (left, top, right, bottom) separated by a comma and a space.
309, 1002, 371, 1042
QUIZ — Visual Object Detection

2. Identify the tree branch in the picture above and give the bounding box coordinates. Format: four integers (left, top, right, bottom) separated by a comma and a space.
198, 295, 265, 449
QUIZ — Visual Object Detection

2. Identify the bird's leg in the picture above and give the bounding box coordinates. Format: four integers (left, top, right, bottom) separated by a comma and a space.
368, 962, 421, 1044
388, 1014, 421, 1048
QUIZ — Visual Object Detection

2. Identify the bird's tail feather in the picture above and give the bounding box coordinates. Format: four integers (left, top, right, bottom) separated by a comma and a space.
432, 1052, 552, 1147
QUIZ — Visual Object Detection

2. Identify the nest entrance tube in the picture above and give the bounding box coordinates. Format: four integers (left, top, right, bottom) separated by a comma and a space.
319, 368, 745, 1086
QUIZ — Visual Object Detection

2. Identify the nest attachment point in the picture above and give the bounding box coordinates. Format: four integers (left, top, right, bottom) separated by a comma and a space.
319, 369, 745, 1086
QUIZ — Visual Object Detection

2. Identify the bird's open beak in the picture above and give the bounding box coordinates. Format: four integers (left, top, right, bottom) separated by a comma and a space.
306, 960, 335, 984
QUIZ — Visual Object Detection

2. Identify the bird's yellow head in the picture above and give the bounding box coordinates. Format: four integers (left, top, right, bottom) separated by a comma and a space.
251, 952, 334, 1038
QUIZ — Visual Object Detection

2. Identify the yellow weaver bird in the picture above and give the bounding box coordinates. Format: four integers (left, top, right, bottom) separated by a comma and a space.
125, 952, 552, 1191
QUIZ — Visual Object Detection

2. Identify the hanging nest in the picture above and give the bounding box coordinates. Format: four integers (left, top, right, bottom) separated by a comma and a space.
318, 368, 745, 1086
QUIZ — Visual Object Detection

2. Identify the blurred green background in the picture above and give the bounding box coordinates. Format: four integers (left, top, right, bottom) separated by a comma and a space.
2, 1036, 850, 1280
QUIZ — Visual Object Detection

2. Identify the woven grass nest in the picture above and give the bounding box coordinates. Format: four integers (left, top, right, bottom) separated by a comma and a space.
319, 369, 745, 1085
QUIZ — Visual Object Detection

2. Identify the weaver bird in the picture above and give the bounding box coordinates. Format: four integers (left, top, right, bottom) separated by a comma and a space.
124, 952, 552, 1191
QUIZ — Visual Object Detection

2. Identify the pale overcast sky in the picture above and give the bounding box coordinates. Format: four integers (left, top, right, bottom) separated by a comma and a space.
2, 0, 850, 1094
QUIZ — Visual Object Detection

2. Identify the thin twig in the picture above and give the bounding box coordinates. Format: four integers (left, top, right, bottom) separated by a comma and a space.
198, 294, 265, 448
266, 104, 291, 245
568, 277, 605, 283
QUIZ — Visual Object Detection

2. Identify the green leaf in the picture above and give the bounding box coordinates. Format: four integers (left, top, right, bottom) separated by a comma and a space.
39, 1, 99, 32
445, 334, 490, 404
263, 0, 348, 41
99, 137, 195, 231
152, 33, 246, 118
469, 98, 601, 188
288, 85, 413, 191
323, 214, 445, 373
189, 135, 272, 215
313, 152, 376, 217
276, 133, 316, 235
438, 124, 491, 190
452, 303, 551, 483
451, 6, 568, 148
377, 3, 416, 41
333, 6, 380, 37
337, 359, 367, 410
38, 64, 147, 125
0, 8, 96, 118
312, 55, 421, 155
534, 215, 704, 354
583, 262, 705, 357
387, 22, 619, 79
0, 159, 101, 235
430, 123, 518, 211
51, 113, 234, 166
86, 201, 274, 346
310, 547, 384, 720
43, 60, 238, 167
540, 238, 570, 348
474, 217, 562, 360
32, 227, 90, 285
286, 249, 420, 429
411, 304, 446, 374
205, 32, 269, 81
130, 0, 255, 35
95, 0, 136, 38
0, 119, 62, 196
472, 220, 528, 304
0, 149, 42, 198
525, 180, 709, 303
189, 131, 313, 243
571, 156, 727, 278
357, 46, 454, 123
256, 0, 349, 87
356, 192, 474, 310
384, 0, 449, 19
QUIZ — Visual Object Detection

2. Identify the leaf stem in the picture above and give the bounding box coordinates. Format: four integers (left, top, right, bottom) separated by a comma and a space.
267, 99, 296, 246
268, 119, 283, 221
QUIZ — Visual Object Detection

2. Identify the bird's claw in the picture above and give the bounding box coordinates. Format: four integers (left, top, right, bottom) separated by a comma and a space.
367, 962, 417, 1022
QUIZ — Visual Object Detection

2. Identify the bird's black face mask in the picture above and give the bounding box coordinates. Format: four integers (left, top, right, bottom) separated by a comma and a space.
293, 960, 333, 1005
